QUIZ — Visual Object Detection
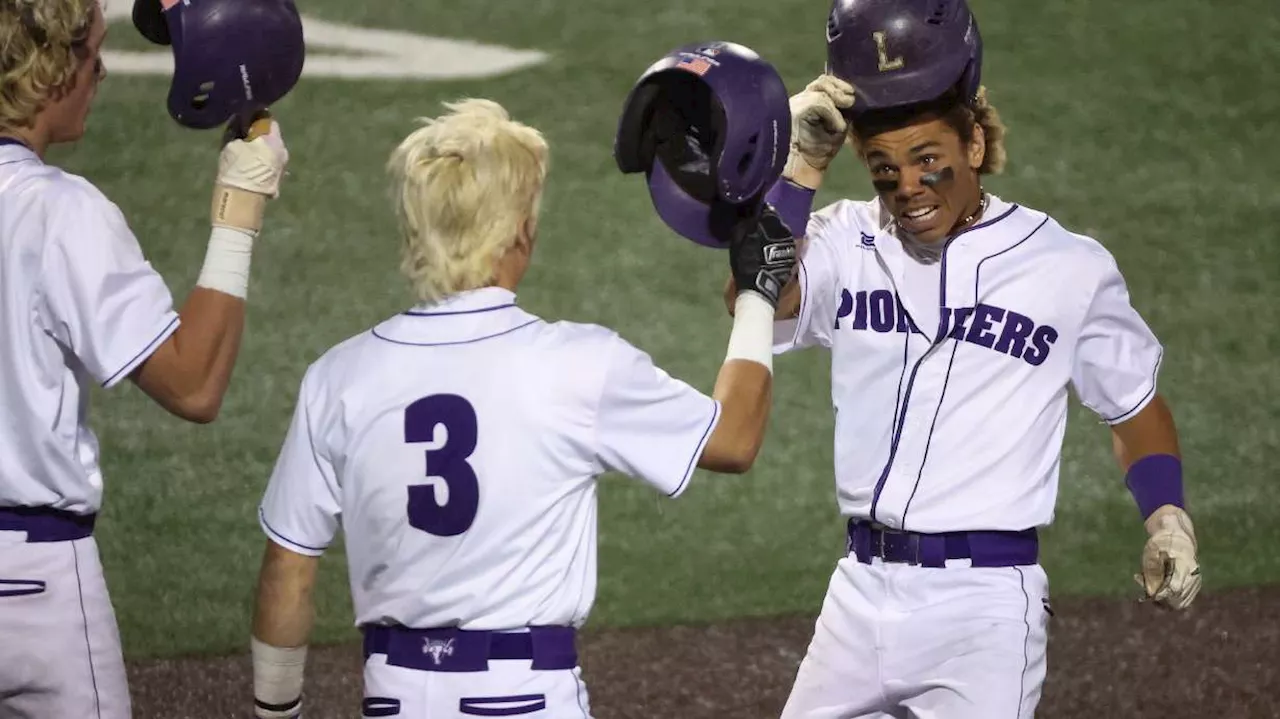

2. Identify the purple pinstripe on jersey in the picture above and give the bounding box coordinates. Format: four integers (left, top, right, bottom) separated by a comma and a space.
899, 214, 1050, 525
869, 204, 1022, 523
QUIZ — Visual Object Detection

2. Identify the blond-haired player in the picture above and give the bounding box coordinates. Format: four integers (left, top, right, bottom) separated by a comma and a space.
0, 1, 289, 716
247, 97, 793, 719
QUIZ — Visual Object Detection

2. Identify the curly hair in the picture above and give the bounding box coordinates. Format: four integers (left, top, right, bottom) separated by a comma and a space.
0, 0, 97, 131
850, 84, 1009, 175
958, 87, 1006, 175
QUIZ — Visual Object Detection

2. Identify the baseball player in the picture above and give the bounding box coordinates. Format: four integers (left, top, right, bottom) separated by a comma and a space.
246, 98, 795, 719
0, 1, 290, 716
720, 1, 1204, 716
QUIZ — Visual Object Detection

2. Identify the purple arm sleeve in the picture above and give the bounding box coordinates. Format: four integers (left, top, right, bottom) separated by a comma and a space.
1125, 453, 1185, 519
764, 178, 816, 238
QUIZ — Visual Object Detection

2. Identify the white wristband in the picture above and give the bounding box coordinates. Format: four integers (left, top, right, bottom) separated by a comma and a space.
196, 225, 255, 299
251, 636, 306, 717
724, 291, 775, 372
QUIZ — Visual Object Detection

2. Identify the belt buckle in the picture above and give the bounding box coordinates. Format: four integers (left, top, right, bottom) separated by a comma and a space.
872, 524, 897, 561
873, 524, 920, 565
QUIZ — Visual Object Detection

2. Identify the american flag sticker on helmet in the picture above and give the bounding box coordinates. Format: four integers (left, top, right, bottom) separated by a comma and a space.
675, 56, 713, 76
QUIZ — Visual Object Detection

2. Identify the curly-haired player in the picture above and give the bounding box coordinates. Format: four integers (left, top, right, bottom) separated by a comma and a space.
0, 1, 289, 715
724, 1, 1203, 715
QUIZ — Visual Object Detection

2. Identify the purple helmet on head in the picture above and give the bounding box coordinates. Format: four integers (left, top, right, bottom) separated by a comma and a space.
132, 0, 306, 131
614, 41, 790, 248
825, 0, 982, 115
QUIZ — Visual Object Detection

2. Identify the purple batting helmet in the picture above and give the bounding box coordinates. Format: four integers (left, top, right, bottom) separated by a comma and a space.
614, 41, 790, 248
825, 0, 982, 115
132, 0, 306, 131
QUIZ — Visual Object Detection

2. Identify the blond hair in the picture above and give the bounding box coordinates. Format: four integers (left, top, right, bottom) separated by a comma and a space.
0, 0, 97, 131
387, 98, 550, 304
969, 86, 1006, 175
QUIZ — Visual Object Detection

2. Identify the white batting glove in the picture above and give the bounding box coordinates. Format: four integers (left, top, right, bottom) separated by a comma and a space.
1134, 505, 1202, 610
211, 117, 289, 235
217, 118, 289, 198
785, 74, 856, 176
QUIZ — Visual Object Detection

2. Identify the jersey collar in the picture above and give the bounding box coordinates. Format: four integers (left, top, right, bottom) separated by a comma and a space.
0, 137, 38, 164
873, 194, 1023, 263
402, 286, 518, 317
372, 287, 539, 347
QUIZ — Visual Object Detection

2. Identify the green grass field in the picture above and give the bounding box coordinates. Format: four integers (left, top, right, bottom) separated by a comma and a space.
50, 0, 1278, 661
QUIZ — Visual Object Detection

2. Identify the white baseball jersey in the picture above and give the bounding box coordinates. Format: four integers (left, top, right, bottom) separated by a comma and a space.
258, 286, 720, 630
0, 141, 180, 514
775, 193, 1162, 533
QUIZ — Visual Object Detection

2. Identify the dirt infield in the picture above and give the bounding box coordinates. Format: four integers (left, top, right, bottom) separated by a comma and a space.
129, 586, 1280, 718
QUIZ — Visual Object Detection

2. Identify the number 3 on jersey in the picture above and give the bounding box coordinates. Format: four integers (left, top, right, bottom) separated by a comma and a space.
404, 394, 479, 537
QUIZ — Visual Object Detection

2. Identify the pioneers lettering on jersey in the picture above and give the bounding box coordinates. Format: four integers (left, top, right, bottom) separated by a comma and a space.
776, 195, 1164, 532
834, 288, 1059, 366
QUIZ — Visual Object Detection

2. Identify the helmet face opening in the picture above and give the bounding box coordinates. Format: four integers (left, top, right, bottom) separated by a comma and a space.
649, 74, 724, 206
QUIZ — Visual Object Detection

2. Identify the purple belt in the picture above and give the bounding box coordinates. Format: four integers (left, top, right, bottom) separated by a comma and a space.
0, 506, 96, 542
847, 518, 1038, 568
362, 625, 578, 672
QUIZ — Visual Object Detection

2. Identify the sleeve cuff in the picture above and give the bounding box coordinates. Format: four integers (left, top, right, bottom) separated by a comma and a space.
667, 399, 722, 498
1100, 350, 1162, 425
101, 314, 180, 389
259, 507, 329, 557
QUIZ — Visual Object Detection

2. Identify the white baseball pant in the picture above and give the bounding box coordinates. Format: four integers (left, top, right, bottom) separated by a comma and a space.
0, 508, 131, 719
779, 521, 1051, 718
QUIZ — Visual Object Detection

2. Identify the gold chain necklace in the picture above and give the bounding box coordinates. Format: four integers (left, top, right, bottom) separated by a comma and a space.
955, 190, 989, 231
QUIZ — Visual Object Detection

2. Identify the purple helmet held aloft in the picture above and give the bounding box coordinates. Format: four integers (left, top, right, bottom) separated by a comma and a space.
614, 41, 790, 248
132, 0, 306, 131
826, 0, 982, 115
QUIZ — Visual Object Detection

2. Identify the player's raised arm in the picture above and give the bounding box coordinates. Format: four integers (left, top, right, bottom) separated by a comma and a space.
127, 118, 289, 423
721, 73, 854, 321
119, 0, 303, 423
607, 45, 805, 479
698, 206, 796, 473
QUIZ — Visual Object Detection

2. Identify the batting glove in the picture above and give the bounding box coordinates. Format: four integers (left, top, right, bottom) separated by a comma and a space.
212, 116, 289, 235
218, 117, 289, 198
1134, 505, 1202, 610
728, 204, 797, 309
786, 74, 856, 175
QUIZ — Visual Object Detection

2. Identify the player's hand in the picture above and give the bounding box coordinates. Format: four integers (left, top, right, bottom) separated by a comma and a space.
787, 74, 855, 175
727, 204, 797, 308
1134, 505, 1201, 610
211, 114, 289, 234
217, 115, 289, 199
